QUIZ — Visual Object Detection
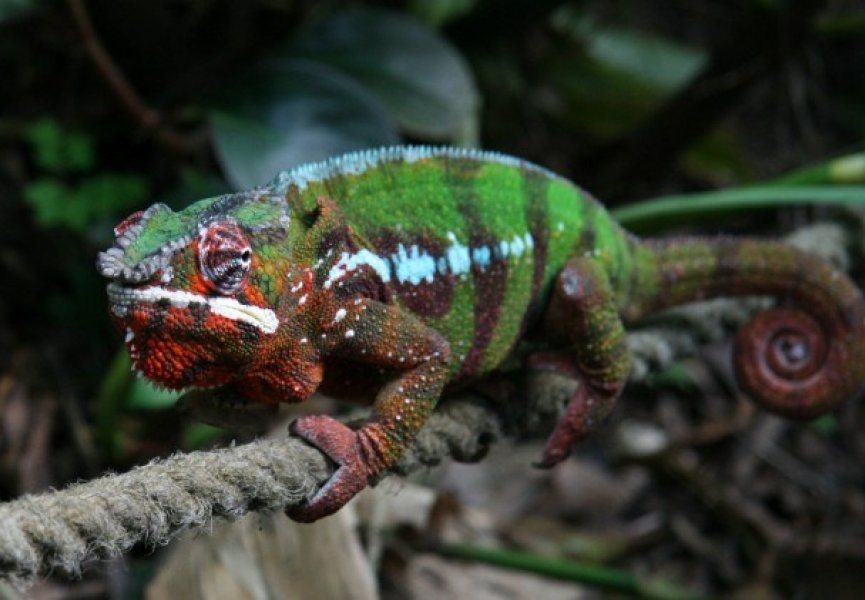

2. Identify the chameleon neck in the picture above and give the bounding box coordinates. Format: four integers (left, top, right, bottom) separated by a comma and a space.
621, 237, 865, 418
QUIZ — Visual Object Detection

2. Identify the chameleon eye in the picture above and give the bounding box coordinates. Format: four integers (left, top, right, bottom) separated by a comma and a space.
198, 220, 253, 295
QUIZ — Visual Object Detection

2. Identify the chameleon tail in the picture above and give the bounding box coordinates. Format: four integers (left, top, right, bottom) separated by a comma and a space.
623, 237, 865, 418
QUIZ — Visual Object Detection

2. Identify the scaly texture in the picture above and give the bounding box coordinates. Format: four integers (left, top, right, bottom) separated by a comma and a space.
96, 146, 865, 520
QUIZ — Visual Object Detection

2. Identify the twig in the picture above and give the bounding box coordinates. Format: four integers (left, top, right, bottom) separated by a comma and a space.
65, 0, 193, 155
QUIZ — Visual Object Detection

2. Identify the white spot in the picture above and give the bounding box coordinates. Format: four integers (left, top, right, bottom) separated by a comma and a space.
290, 281, 303, 293
334, 308, 347, 323
498, 240, 510, 258
345, 329, 355, 338
446, 232, 471, 276
510, 235, 526, 257
300, 337, 308, 344
393, 243, 436, 285
125, 328, 135, 343
298, 294, 308, 306
557, 221, 565, 232
471, 246, 491, 270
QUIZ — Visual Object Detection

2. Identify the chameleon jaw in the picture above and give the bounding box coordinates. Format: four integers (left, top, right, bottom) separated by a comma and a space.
106, 283, 280, 334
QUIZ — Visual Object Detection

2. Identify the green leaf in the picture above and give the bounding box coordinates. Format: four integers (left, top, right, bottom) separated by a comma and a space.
0, 0, 40, 22
74, 172, 150, 217
209, 61, 399, 190
23, 173, 149, 233
287, 8, 480, 141
182, 423, 225, 449
546, 9, 706, 139
127, 379, 182, 410
25, 117, 95, 173
409, 0, 477, 26
23, 178, 71, 227
613, 185, 865, 233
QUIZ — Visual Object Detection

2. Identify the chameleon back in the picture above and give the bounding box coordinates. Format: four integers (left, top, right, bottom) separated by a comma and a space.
271, 147, 634, 380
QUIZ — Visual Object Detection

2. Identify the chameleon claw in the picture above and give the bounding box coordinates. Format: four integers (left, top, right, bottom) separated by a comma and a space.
288, 415, 370, 522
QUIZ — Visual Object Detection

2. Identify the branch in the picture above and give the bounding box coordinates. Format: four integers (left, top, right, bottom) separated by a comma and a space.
65, 0, 194, 155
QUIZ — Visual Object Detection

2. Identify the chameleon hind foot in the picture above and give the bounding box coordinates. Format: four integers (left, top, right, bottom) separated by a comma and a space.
532, 256, 632, 468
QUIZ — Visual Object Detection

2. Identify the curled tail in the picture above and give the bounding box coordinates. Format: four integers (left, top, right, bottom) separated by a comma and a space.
623, 237, 865, 418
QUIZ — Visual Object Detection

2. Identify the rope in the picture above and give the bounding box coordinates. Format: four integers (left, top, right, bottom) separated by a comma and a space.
0, 397, 502, 588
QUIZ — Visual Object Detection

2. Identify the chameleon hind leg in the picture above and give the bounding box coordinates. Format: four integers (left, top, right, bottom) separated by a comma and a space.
532, 256, 631, 468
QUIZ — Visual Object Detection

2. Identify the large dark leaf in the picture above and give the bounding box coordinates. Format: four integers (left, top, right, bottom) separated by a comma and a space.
286, 8, 479, 141
209, 60, 399, 190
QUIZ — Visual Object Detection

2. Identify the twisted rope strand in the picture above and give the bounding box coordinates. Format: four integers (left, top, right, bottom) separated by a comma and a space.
0, 437, 329, 585
0, 398, 503, 587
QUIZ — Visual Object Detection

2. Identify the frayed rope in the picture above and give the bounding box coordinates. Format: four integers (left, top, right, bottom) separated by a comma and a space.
0, 398, 502, 588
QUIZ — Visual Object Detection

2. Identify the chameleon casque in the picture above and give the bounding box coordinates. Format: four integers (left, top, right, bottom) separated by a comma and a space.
97, 146, 865, 522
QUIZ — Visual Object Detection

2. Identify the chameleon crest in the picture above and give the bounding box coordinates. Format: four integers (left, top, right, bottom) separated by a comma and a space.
99, 146, 865, 521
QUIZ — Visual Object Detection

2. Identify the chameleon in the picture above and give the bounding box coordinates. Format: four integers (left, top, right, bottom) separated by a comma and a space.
97, 146, 865, 522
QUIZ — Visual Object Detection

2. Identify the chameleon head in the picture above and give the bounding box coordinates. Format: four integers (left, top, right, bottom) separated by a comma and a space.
97, 191, 290, 391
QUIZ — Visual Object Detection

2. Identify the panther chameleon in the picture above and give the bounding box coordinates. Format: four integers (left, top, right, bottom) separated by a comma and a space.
97, 146, 865, 521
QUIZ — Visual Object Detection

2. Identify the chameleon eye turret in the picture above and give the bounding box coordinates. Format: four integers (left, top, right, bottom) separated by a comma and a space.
99, 146, 865, 521
197, 219, 253, 295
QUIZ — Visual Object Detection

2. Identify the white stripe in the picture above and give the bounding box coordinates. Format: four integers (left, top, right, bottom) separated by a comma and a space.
324, 249, 392, 289
108, 284, 279, 334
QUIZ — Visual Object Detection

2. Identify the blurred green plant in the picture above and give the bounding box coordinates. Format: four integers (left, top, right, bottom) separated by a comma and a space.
408, 0, 477, 26
0, 0, 39, 22
546, 8, 706, 140
209, 8, 480, 190
22, 118, 149, 235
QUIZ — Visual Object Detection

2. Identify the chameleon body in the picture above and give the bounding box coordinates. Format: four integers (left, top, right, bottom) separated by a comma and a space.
97, 146, 865, 521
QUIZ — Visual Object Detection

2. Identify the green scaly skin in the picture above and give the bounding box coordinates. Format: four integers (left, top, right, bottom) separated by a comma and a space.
97, 146, 865, 521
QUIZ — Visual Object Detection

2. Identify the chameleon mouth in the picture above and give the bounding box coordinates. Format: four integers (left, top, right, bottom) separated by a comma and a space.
107, 283, 279, 334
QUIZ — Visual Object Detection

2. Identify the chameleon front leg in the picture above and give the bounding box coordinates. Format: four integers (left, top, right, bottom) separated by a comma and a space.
533, 256, 631, 468
288, 299, 451, 522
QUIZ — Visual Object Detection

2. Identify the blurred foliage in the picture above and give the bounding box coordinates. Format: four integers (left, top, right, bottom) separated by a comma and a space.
22, 118, 149, 234
210, 8, 478, 189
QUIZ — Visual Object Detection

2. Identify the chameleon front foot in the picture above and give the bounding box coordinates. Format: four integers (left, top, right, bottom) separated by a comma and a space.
287, 415, 370, 522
